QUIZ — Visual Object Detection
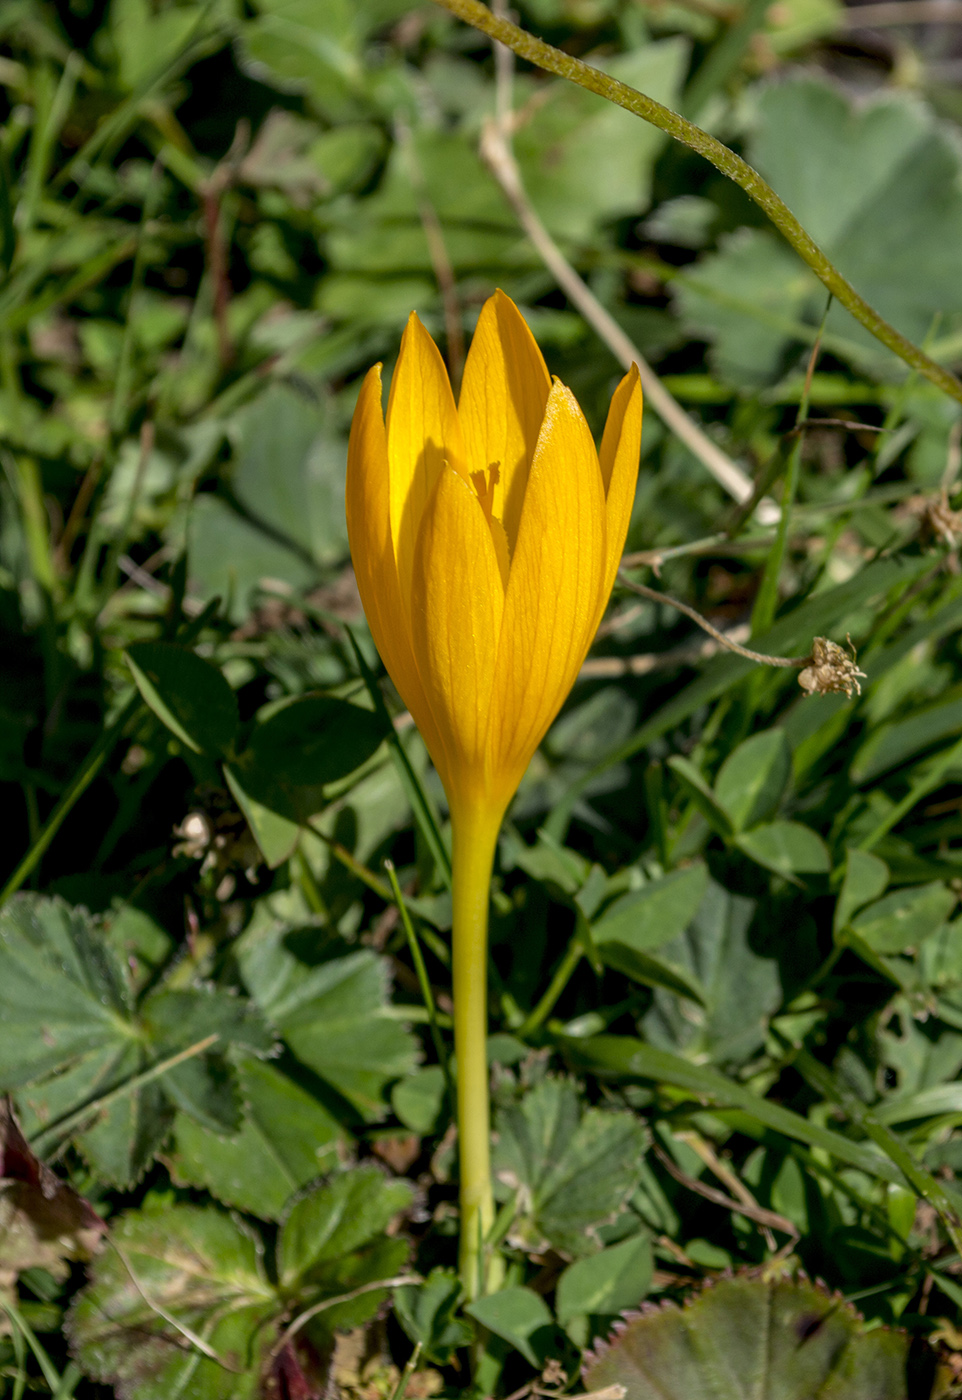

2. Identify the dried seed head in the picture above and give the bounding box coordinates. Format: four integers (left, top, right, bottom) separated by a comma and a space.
798, 635, 866, 699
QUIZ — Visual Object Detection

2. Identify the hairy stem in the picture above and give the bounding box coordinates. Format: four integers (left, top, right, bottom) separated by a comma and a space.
431, 0, 962, 407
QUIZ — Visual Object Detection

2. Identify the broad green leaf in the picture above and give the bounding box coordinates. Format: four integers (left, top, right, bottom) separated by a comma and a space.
395, 1268, 471, 1365
713, 730, 791, 833
835, 849, 889, 935
583, 1270, 910, 1400
596, 941, 706, 1006
224, 765, 301, 869
188, 493, 315, 623
491, 1078, 647, 1257
736, 821, 830, 878
873, 1082, 962, 1125
465, 1287, 554, 1368
0, 894, 132, 1089
67, 1203, 276, 1400
1, 896, 271, 1185
237, 917, 419, 1120
667, 756, 734, 839
555, 1233, 654, 1327
167, 1056, 345, 1219
68, 1173, 412, 1400
850, 882, 956, 955
231, 383, 348, 567
126, 641, 238, 757
111, 0, 209, 89
676, 230, 817, 384
592, 864, 708, 954
239, 0, 411, 122
681, 77, 962, 385
641, 881, 779, 1066
278, 1165, 412, 1288
234, 693, 388, 826
514, 41, 688, 241
392, 1065, 447, 1135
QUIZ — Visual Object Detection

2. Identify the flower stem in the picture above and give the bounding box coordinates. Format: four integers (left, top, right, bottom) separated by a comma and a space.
450, 800, 502, 1300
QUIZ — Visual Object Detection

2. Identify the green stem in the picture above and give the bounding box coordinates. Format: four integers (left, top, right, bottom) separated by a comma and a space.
450, 800, 502, 1300
517, 935, 584, 1039
431, 0, 962, 408
385, 859, 454, 1106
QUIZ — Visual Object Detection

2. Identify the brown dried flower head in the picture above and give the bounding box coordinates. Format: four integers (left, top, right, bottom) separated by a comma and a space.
798, 635, 866, 699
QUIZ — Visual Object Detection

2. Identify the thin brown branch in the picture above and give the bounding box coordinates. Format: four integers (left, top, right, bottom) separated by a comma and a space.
617, 572, 810, 667
652, 1143, 798, 1240
580, 623, 751, 678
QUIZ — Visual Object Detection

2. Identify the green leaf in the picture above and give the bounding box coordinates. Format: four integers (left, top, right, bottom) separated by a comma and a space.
736, 821, 830, 877
167, 1056, 345, 1219
850, 881, 957, 954
592, 864, 708, 954
555, 1233, 654, 1328
67, 1202, 276, 1400
465, 1287, 554, 1368
394, 1269, 472, 1365
835, 849, 889, 935
640, 880, 779, 1066
0, 896, 272, 1185
713, 730, 791, 833
188, 493, 315, 623
234, 693, 388, 825
126, 641, 238, 757
238, 917, 419, 1120
231, 383, 348, 568
392, 1065, 447, 1135
67, 1173, 411, 1400
596, 941, 706, 1006
667, 756, 734, 839
224, 765, 301, 869
582, 1270, 910, 1400
278, 1165, 412, 1289
491, 1078, 647, 1257
515, 42, 689, 241
561, 1035, 904, 1184
682, 77, 962, 385
0, 894, 132, 1090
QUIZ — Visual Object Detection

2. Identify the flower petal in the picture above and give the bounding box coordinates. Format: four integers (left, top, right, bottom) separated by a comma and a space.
346, 365, 439, 754
386, 312, 466, 607
488, 380, 607, 788
410, 466, 506, 806
598, 363, 643, 602
458, 290, 551, 552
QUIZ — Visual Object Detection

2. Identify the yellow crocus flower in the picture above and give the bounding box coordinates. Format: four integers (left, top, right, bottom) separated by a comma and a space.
346, 289, 642, 1296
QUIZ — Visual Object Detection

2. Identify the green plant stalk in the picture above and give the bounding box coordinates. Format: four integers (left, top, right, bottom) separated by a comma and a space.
431, 0, 962, 408
0, 1298, 65, 1395
385, 858, 454, 1104
517, 934, 584, 1039
348, 629, 452, 890
450, 800, 502, 1300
